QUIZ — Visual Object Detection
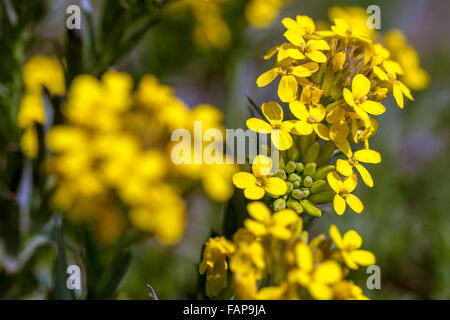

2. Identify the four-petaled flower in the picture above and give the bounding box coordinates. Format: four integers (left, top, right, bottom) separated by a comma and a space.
289, 101, 330, 140
336, 149, 382, 187
327, 172, 364, 215
329, 224, 376, 270
232, 155, 287, 200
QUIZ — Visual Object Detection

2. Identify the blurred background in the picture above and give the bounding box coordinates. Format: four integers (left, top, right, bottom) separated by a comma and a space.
0, 0, 449, 299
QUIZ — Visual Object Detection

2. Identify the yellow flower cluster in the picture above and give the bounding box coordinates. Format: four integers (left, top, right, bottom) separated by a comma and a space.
200, 202, 375, 299
235, 6, 428, 216
201, 7, 428, 299
167, 0, 231, 50
17, 56, 236, 244
245, 0, 284, 28
17, 55, 65, 158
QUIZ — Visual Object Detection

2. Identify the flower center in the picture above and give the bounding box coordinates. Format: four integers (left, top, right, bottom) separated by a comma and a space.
307, 115, 316, 124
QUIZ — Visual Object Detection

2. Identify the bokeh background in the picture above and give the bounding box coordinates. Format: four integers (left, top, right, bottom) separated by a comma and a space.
0, 0, 449, 299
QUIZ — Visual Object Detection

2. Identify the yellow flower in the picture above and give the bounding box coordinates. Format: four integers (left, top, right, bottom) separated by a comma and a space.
199, 237, 235, 297
244, 201, 300, 240
289, 101, 330, 140
332, 280, 369, 300
322, 18, 371, 43
343, 74, 386, 119
256, 60, 319, 102
290, 242, 343, 299
245, 0, 283, 28
246, 101, 294, 150
282, 15, 316, 36
22, 55, 65, 95
373, 60, 414, 109
230, 241, 266, 279
283, 32, 330, 63
336, 149, 381, 187
233, 155, 287, 200
327, 172, 363, 215
329, 224, 376, 269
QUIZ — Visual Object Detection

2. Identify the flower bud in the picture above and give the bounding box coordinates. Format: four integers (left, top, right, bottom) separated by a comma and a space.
300, 199, 322, 217
312, 165, 336, 180
310, 180, 329, 193
291, 189, 304, 200
288, 173, 301, 183
276, 168, 287, 180
301, 188, 310, 198
317, 141, 336, 167
286, 181, 293, 194
308, 191, 335, 205
274, 198, 287, 211
287, 198, 303, 214
304, 163, 317, 176
285, 160, 296, 174
303, 176, 313, 188
287, 143, 300, 162
331, 52, 346, 72
304, 142, 320, 164
293, 180, 301, 189
295, 162, 304, 174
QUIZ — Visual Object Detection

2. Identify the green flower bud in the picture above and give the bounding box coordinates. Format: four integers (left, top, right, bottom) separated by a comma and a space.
308, 191, 335, 205
299, 135, 313, 160
291, 189, 304, 200
274, 198, 287, 211
293, 181, 301, 189
304, 141, 320, 164
304, 163, 317, 176
317, 141, 336, 167
300, 199, 322, 217
310, 180, 330, 193
287, 198, 304, 214
287, 143, 300, 162
301, 188, 310, 198
288, 173, 301, 183
286, 181, 294, 194
295, 162, 304, 174
276, 168, 287, 180
303, 176, 313, 188
312, 165, 336, 180
285, 161, 296, 174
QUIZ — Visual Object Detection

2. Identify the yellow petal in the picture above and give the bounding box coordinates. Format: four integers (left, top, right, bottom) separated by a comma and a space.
262, 101, 283, 125
360, 101, 385, 115
353, 105, 369, 119
232, 172, 257, 189
307, 39, 330, 51
335, 139, 352, 158
329, 224, 343, 248
308, 283, 333, 300
305, 50, 327, 63
343, 230, 362, 249
284, 29, 305, 47
256, 68, 279, 87
336, 159, 353, 176
343, 173, 358, 192
272, 209, 298, 226
333, 194, 346, 215
244, 185, 265, 200
265, 177, 288, 196
295, 121, 314, 135
310, 104, 326, 122
342, 251, 358, 270
314, 261, 342, 284
345, 194, 364, 213
350, 250, 376, 266
291, 65, 312, 78
301, 62, 320, 73
289, 101, 308, 121
269, 226, 292, 240
354, 149, 381, 163
355, 164, 374, 187
327, 171, 343, 193
352, 74, 371, 98
343, 88, 356, 107
263, 46, 278, 60
252, 155, 273, 177
244, 219, 268, 237
295, 242, 313, 272
278, 75, 298, 102
399, 81, 413, 101
246, 118, 272, 133
271, 129, 293, 150
314, 123, 330, 140
247, 201, 271, 223
372, 66, 389, 81
393, 83, 404, 109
